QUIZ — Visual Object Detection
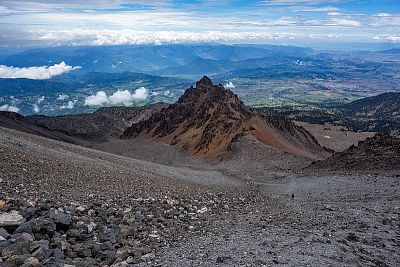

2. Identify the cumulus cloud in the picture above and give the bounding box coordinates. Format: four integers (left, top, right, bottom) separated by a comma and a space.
224, 82, 235, 89
60, 100, 77, 110
84, 91, 109, 106
37, 96, 45, 103
0, 104, 19, 113
109, 90, 134, 104
32, 96, 45, 113
57, 94, 69, 100
131, 87, 149, 100
32, 104, 40, 113
0, 62, 81, 79
84, 87, 148, 106
163, 90, 174, 97
151, 90, 174, 97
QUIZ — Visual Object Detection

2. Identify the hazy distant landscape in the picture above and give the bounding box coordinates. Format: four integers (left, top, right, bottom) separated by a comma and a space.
1, 44, 400, 116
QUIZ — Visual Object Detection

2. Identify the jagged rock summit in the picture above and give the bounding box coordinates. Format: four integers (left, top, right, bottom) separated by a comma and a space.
123, 76, 328, 159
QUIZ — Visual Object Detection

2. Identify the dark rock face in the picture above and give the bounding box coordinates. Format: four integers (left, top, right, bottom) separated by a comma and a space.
308, 133, 400, 173
123, 76, 327, 159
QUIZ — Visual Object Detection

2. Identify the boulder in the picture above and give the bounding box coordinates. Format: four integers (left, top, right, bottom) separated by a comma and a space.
0, 211, 26, 232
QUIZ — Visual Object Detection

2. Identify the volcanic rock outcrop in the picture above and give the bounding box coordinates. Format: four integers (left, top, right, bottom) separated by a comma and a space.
123, 76, 328, 159
308, 132, 400, 173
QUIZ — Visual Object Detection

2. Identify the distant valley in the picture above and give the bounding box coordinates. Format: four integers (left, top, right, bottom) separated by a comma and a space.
1, 44, 400, 116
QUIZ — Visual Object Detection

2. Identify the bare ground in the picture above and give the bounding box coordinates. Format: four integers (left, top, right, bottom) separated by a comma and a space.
296, 121, 375, 152
1, 127, 399, 266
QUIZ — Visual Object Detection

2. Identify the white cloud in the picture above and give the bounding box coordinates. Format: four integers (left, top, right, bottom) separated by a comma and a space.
84, 87, 148, 106
32, 96, 45, 113
224, 81, 235, 89
163, 90, 174, 97
37, 96, 45, 103
84, 91, 109, 106
370, 13, 400, 27
28, 29, 323, 46
33, 104, 40, 113
291, 6, 340, 12
0, 62, 81, 80
60, 100, 77, 109
260, 0, 343, 6
109, 90, 133, 104
0, 104, 19, 113
57, 94, 69, 100
328, 18, 362, 27
372, 35, 400, 43
132, 87, 149, 100
327, 12, 342, 16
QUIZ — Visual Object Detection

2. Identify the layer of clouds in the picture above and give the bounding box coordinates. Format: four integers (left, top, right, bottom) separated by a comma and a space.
0, 1, 398, 47
0, 104, 19, 113
29, 29, 373, 46
0, 62, 81, 79
260, 0, 344, 5
224, 82, 235, 89
370, 13, 400, 27
372, 35, 400, 43
84, 87, 148, 106
60, 100, 77, 109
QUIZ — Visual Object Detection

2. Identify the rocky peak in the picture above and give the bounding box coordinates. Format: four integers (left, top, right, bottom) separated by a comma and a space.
177, 76, 247, 118
196, 75, 213, 90
123, 77, 327, 159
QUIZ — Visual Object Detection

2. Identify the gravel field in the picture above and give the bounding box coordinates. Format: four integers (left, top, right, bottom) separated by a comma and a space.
1, 126, 399, 266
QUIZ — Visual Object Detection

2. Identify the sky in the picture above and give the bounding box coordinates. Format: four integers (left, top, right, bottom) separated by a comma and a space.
0, 0, 399, 47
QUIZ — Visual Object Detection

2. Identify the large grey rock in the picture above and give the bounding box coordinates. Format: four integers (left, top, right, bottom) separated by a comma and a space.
49, 210, 72, 229
0, 211, 26, 232
14, 221, 33, 234
31, 218, 56, 236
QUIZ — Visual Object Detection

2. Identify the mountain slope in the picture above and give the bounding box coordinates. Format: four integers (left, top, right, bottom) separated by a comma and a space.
123, 76, 328, 160
342, 92, 400, 118
340, 92, 400, 133
0, 104, 166, 143
308, 133, 400, 173
0, 111, 85, 145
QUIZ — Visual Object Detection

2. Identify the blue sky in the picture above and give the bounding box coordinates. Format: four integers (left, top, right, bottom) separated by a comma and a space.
0, 0, 399, 47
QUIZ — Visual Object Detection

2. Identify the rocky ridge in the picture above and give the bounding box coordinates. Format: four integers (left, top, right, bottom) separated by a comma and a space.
308, 132, 400, 173
123, 76, 327, 159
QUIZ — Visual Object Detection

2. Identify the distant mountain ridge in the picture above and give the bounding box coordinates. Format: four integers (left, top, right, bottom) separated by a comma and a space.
258, 92, 400, 134
1, 44, 314, 73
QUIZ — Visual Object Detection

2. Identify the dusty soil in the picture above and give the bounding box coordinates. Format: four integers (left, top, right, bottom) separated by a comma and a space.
1, 127, 399, 266
295, 121, 375, 152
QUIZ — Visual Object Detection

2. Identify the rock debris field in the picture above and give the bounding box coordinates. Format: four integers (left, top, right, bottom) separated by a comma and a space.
0, 127, 399, 266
